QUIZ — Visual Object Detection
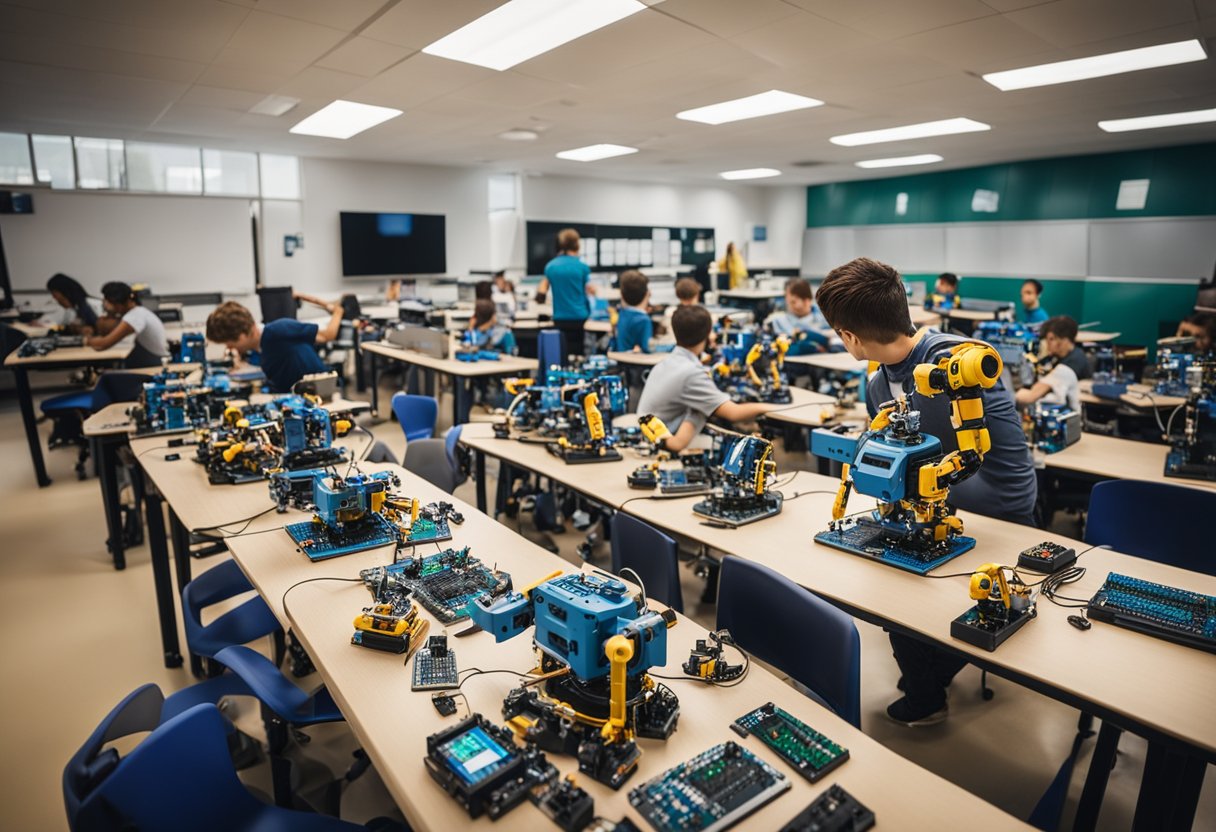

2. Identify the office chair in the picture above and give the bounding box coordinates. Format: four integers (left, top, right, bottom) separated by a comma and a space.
716, 556, 861, 728
391, 392, 438, 446
404, 438, 458, 493
537, 328, 565, 376
257, 286, 297, 323
610, 513, 683, 613
1086, 480, 1216, 574
67, 693, 398, 832
182, 559, 283, 678
444, 425, 468, 488
40, 370, 149, 480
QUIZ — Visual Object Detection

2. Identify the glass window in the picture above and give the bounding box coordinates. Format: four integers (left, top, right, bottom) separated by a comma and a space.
203, 149, 259, 196
74, 137, 125, 189
259, 153, 300, 199
126, 142, 202, 194
32, 134, 75, 189
0, 132, 34, 185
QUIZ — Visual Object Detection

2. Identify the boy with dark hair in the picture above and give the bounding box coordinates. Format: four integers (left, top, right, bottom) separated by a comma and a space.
769, 277, 832, 353
636, 305, 778, 451
816, 257, 1036, 726
613, 270, 652, 353
674, 277, 702, 305
1177, 311, 1216, 354
206, 293, 344, 393
928, 272, 960, 309
1019, 279, 1048, 324
470, 298, 517, 354
1016, 315, 1087, 410
537, 228, 596, 357
87, 281, 168, 368
1037, 316, 1091, 380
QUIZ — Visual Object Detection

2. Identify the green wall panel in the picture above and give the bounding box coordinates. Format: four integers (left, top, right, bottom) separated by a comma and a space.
807, 142, 1216, 227
1080, 281, 1196, 352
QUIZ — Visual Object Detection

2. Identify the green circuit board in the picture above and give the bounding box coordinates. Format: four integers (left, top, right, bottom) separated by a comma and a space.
731, 703, 849, 783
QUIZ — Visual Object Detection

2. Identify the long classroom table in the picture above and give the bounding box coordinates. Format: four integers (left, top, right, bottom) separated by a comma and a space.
459, 422, 1216, 830
221, 462, 1029, 831
1040, 433, 1216, 492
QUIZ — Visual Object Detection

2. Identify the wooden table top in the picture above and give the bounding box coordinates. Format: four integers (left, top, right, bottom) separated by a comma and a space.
4, 341, 132, 368
223, 463, 1028, 831
716, 288, 785, 300
462, 431, 1216, 758
1076, 331, 1121, 343
785, 352, 870, 373
909, 306, 941, 327
362, 340, 538, 378
1078, 380, 1188, 410
1042, 433, 1216, 492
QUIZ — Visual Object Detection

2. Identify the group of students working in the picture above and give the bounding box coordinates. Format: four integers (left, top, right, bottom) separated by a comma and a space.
45, 274, 167, 368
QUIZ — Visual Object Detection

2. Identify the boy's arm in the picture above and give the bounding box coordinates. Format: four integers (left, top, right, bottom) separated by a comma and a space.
295, 294, 344, 345
1015, 381, 1051, 406
88, 320, 133, 350
713, 400, 779, 422
535, 277, 549, 304
659, 419, 700, 453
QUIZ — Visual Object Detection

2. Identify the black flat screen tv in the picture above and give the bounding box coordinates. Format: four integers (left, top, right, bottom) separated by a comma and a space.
339, 212, 446, 276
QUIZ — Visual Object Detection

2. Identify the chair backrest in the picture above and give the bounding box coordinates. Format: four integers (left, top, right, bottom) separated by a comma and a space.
537, 328, 565, 377
64, 684, 165, 830
1086, 480, 1216, 575
74, 703, 266, 832
611, 513, 683, 613
444, 425, 466, 487
404, 438, 457, 492
391, 392, 438, 443
91, 372, 148, 411
716, 556, 861, 728
257, 286, 297, 323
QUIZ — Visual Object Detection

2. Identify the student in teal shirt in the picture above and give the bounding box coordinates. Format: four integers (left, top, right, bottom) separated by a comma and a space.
537, 228, 596, 356
612, 270, 653, 353
1019, 279, 1049, 324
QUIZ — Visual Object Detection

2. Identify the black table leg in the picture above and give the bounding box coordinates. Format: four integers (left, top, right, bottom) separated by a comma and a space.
169, 509, 202, 677
453, 376, 468, 427
369, 351, 379, 416
15, 367, 51, 487
1132, 742, 1206, 831
96, 434, 126, 570
476, 450, 487, 514
142, 473, 183, 668
354, 333, 366, 393
1073, 720, 1123, 832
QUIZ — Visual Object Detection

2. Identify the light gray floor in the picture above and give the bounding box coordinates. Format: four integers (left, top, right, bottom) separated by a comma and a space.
0, 371, 1211, 830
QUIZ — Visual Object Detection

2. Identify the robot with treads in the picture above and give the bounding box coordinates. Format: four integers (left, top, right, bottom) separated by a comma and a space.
812, 342, 1004, 574
468, 571, 679, 790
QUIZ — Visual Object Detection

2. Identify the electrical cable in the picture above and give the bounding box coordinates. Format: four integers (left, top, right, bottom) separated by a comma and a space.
280, 575, 364, 625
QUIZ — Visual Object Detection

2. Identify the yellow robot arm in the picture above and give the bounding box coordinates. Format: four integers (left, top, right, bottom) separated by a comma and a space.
602, 634, 634, 744
969, 563, 1012, 609
832, 463, 853, 521
505, 377, 534, 395
745, 343, 763, 386
638, 414, 671, 446
583, 391, 605, 441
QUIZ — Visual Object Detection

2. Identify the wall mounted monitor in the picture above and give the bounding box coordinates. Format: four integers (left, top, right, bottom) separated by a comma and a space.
340, 212, 446, 276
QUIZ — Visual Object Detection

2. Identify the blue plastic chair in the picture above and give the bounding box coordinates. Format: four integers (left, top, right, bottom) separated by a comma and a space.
537, 328, 565, 377
444, 425, 466, 487
91, 371, 147, 410
182, 559, 282, 675
1086, 480, 1216, 574
67, 693, 368, 832
404, 438, 457, 493
611, 513, 683, 613
716, 556, 861, 728
390, 392, 438, 443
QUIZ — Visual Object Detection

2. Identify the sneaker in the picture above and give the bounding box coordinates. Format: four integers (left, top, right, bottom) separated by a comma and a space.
886, 696, 948, 727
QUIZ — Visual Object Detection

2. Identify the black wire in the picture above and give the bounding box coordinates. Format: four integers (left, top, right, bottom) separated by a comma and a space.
455, 667, 538, 690
194, 504, 279, 535
280, 575, 364, 623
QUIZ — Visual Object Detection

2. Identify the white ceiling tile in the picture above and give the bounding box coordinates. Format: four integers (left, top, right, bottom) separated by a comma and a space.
0, 31, 205, 84
656, 0, 802, 38
449, 72, 573, 109
787, 0, 998, 41
347, 53, 495, 110
733, 10, 879, 68
1004, 0, 1199, 47
315, 36, 411, 77
251, 0, 389, 32
360, 0, 504, 50
275, 66, 367, 100
176, 85, 267, 110
211, 11, 348, 73
892, 14, 1058, 71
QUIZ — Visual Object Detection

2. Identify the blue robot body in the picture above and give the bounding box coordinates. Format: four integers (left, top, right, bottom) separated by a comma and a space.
812, 428, 942, 504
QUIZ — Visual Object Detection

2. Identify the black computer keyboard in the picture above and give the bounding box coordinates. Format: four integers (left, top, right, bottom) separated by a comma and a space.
1087, 573, 1216, 654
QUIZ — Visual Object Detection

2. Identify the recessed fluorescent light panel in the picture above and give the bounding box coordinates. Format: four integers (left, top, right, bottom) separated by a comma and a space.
677, 90, 824, 125
855, 154, 943, 169
289, 100, 402, 139
983, 39, 1206, 91
719, 168, 781, 180
831, 118, 989, 147
555, 144, 638, 162
1099, 107, 1216, 133
423, 0, 646, 71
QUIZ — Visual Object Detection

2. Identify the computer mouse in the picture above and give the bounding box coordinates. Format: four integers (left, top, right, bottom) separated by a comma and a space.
1067, 615, 1091, 631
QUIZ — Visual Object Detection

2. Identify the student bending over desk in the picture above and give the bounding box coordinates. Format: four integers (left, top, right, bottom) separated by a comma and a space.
1177, 311, 1215, 354
86, 281, 168, 368
205, 295, 343, 393
1015, 315, 1088, 411
817, 257, 1037, 727
768, 277, 833, 354
636, 305, 778, 451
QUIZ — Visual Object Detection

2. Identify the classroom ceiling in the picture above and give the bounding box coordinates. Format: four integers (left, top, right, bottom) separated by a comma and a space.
1, 0, 1215, 187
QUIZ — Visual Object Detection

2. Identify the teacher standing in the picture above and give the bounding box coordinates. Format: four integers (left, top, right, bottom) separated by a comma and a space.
718, 241, 748, 289
536, 228, 597, 357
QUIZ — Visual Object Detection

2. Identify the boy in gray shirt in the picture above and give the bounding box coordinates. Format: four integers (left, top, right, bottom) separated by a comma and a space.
636, 305, 778, 450
816, 257, 1037, 728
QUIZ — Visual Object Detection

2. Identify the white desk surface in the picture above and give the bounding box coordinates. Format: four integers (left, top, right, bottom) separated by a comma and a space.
223, 463, 1029, 831
785, 352, 870, 373
1076, 331, 1120, 343
4, 340, 132, 367
716, 288, 785, 300
909, 306, 941, 327
1078, 380, 1188, 410
363, 340, 538, 378
1042, 433, 1216, 492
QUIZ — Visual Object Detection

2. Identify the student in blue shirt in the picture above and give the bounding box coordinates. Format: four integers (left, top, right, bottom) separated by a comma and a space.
205, 293, 344, 393
613, 270, 653, 353
768, 277, 832, 354
1019, 279, 1049, 324
470, 299, 517, 354
925, 272, 960, 310
816, 257, 1036, 727
536, 228, 596, 357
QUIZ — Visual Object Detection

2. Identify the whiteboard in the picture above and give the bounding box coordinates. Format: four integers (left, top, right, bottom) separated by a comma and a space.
946, 222, 1088, 276
801, 227, 856, 275
1089, 218, 1216, 280
853, 225, 945, 272
2, 191, 255, 294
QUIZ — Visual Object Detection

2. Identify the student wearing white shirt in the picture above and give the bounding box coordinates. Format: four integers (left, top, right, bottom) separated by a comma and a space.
86, 282, 168, 368
1015, 316, 1086, 412
492, 271, 517, 324
45, 273, 102, 333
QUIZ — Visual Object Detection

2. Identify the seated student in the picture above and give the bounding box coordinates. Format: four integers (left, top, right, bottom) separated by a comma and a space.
1018, 279, 1049, 324
636, 305, 778, 451
1016, 316, 1090, 411
815, 257, 1036, 726
926, 272, 960, 309
469, 299, 517, 354
675, 277, 702, 306
1177, 311, 1216, 354
491, 271, 517, 324
205, 294, 344, 393
768, 277, 832, 353
45, 273, 100, 334
613, 270, 653, 353
86, 282, 168, 368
